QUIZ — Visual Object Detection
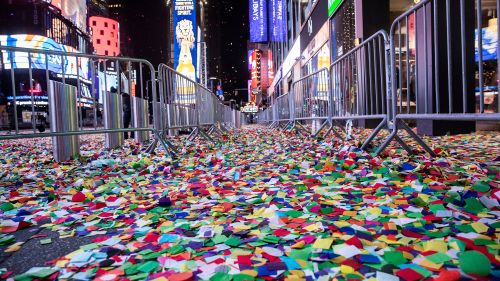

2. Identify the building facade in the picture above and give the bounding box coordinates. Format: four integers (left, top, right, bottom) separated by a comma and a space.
89, 16, 120, 56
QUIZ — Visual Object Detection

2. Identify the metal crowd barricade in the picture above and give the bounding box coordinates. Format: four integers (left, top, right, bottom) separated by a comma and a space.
276, 93, 291, 123
327, 30, 391, 147
157, 64, 198, 134
289, 68, 330, 136
378, 0, 500, 156
0, 45, 173, 162
156, 63, 237, 143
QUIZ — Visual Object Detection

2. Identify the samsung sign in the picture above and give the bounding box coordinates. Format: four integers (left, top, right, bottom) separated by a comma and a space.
250, 0, 268, 42
300, 0, 328, 53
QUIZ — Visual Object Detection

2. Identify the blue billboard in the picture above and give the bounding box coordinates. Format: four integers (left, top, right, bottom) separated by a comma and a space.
475, 27, 498, 62
250, 0, 268, 42
269, 0, 286, 42
173, 0, 197, 82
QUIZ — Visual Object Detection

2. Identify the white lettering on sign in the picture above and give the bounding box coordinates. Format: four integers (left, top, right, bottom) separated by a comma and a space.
175, 0, 195, 16
252, 0, 259, 21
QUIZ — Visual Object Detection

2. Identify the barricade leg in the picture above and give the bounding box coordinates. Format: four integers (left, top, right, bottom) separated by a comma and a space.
132, 97, 150, 143
48, 81, 80, 162
103, 90, 124, 149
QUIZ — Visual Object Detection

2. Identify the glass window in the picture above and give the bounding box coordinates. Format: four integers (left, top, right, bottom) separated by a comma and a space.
330, 0, 355, 61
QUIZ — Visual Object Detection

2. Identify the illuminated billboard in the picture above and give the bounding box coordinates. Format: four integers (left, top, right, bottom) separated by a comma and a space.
173, 0, 198, 103
89, 16, 120, 56
269, 0, 286, 42
51, 0, 88, 30
0, 34, 90, 83
249, 0, 268, 42
242, 103, 259, 113
475, 25, 498, 62
250, 50, 262, 103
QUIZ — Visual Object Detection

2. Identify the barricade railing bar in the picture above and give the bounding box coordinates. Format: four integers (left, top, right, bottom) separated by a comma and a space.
261, 0, 499, 156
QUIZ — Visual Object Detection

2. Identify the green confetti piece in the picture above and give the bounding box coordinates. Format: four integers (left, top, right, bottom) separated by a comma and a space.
459, 251, 491, 276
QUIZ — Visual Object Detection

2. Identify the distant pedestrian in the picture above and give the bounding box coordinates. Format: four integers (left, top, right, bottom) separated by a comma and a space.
36, 113, 46, 133
122, 91, 132, 139
7, 104, 15, 134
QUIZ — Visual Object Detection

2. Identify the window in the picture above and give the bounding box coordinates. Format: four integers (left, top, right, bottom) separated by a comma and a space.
105, 50, 109, 55
92, 21, 96, 26
104, 22, 108, 27
113, 24, 116, 30
97, 39, 101, 44
100, 30, 104, 35
107, 40, 111, 46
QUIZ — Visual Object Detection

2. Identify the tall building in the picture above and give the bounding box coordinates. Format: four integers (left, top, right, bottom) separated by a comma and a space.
89, 16, 120, 56
88, 0, 109, 17
108, 0, 131, 56
206, 0, 222, 81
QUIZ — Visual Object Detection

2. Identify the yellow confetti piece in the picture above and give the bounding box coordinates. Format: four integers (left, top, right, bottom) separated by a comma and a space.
471, 222, 489, 233
303, 223, 319, 232
419, 258, 443, 270
312, 238, 334, 249
423, 240, 448, 253
4, 242, 24, 253
240, 270, 258, 277
343, 211, 357, 217
340, 265, 354, 274
291, 240, 305, 249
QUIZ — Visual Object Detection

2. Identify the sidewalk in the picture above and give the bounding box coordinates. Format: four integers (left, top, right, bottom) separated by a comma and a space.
0, 127, 498, 280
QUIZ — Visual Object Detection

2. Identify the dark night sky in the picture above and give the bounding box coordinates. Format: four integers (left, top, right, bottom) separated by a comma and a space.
121, 0, 249, 103
217, 0, 249, 103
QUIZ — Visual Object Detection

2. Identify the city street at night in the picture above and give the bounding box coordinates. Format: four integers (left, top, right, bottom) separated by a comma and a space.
0, 0, 499, 280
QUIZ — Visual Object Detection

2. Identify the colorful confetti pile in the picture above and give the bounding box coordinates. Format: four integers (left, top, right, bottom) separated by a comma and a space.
0, 127, 499, 280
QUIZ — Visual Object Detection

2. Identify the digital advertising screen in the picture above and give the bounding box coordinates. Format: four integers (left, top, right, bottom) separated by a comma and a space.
249, 0, 268, 42
269, 0, 286, 42
475, 26, 498, 62
173, 0, 198, 103
0, 34, 90, 83
50, 0, 88, 30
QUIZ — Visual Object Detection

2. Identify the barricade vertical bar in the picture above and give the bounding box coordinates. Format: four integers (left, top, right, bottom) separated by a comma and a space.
368, 41, 374, 115
404, 18, 410, 114
397, 21, 402, 112
477, 0, 484, 113
90, 59, 98, 130
374, 40, 380, 114
76, 55, 83, 130
45, 53, 50, 127
424, 3, 429, 113
434, 0, 440, 114
446, 0, 453, 113
378, 36, 384, 114
498, 0, 500, 114
414, 11, 420, 114
355, 52, 360, 116
460, 0, 467, 113
28, 52, 36, 133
